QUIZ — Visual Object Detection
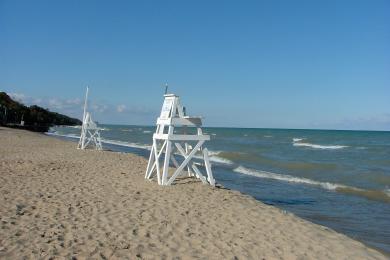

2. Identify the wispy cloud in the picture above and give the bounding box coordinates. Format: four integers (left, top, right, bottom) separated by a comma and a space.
65, 98, 82, 105
117, 104, 126, 113
6, 92, 156, 124
10, 93, 82, 110
91, 103, 108, 113
48, 98, 65, 109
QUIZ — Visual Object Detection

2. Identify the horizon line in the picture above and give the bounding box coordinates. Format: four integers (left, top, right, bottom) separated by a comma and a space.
91, 123, 390, 133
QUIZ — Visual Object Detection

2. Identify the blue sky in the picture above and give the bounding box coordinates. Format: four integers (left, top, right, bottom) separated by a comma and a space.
1, 0, 389, 130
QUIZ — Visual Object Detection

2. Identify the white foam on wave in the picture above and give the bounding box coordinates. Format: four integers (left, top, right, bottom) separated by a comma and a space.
192, 150, 234, 165
69, 125, 82, 129
143, 130, 152, 133
233, 165, 346, 191
46, 132, 80, 139
209, 155, 234, 165
292, 138, 347, 150
208, 150, 223, 156
46, 132, 152, 150
192, 154, 233, 165
209, 150, 233, 165
234, 166, 390, 203
293, 142, 347, 150
102, 139, 152, 150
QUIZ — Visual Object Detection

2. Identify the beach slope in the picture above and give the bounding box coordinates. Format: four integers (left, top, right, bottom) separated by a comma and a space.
0, 127, 386, 259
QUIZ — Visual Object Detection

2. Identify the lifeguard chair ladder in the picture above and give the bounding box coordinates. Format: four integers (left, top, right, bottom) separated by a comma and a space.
145, 94, 215, 186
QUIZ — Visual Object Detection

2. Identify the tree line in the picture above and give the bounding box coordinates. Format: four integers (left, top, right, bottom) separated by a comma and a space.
0, 92, 81, 132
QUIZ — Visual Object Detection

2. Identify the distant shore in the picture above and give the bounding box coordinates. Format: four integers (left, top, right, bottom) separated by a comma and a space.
0, 127, 386, 259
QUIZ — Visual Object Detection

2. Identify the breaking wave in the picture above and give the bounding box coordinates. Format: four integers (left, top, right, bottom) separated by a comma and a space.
192, 150, 234, 165
233, 166, 390, 203
293, 138, 348, 150
46, 132, 151, 150
46, 132, 80, 139
102, 139, 152, 150
66, 125, 82, 129
234, 165, 343, 190
209, 156, 234, 165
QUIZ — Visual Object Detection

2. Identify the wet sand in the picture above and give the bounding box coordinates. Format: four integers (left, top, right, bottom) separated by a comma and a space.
0, 127, 386, 259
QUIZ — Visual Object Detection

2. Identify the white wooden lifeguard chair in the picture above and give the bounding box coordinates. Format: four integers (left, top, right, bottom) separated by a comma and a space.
145, 93, 215, 186
77, 87, 103, 150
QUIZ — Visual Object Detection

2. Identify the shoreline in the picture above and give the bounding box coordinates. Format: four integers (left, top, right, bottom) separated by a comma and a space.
0, 127, 387, 259
47, 130, 390, 257
46, 129, 390, 205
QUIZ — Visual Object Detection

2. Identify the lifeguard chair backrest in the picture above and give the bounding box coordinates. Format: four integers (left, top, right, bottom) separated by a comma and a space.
159, 94, 185, 120
160, 96, 174, 119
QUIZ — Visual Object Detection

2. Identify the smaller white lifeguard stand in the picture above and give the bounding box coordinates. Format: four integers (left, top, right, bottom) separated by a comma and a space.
77, 87, 103, 150
145, 94, 215, 186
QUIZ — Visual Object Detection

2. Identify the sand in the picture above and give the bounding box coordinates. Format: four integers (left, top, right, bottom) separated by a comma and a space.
0, 127, 386, 260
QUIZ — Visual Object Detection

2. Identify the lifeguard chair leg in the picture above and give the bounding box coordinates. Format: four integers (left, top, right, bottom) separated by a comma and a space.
145, 146, 155, 179
166, 141, 204, 185
203, 148, 215, 186
162, 140, 172, 185
152, 139, 162, 185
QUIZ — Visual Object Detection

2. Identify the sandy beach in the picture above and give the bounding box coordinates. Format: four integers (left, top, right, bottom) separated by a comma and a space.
0, 127, 386, 259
